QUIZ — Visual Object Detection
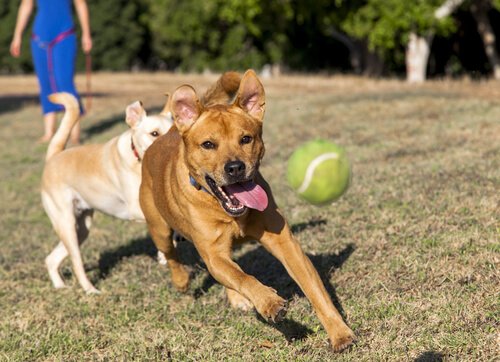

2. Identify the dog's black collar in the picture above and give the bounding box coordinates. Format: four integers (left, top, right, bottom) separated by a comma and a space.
189, 175, 209, 194
131, 137, 141, 162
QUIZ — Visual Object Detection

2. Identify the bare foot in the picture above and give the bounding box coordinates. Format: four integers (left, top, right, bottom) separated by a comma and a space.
38, 135, 53, 143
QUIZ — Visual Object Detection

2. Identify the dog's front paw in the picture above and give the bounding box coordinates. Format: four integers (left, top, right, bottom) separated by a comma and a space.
256, 290, 288, 323
85, 287, 101, 295
329, 327, 356, 352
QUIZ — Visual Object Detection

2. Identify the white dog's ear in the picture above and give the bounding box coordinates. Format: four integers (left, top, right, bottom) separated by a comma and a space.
159, 93, 172, 117
126, 101, 146, 128
235, 69, 265, 122
171, 85, 202, 134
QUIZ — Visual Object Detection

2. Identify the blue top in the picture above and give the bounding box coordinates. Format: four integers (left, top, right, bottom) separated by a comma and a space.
33, 0, 74, 41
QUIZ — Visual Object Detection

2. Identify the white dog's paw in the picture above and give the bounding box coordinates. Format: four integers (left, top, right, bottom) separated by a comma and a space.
85, 287, 101, 295
53, 282, 68, 289
157, 250, 168, 265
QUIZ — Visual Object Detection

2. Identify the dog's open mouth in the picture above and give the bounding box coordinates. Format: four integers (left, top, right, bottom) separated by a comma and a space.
205, 176, 268, 217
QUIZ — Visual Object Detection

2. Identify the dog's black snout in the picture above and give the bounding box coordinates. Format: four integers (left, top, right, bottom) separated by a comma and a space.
225, 160, 246, 179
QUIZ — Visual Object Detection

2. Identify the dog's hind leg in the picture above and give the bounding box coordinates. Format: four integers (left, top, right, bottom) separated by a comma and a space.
226, 288, 253, 311
45, 208, 94, 290
46, 241, 69, 288
43, 192, 98, 294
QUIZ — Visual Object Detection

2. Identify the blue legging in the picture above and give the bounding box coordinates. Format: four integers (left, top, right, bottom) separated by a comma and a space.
31, 29, 83, 115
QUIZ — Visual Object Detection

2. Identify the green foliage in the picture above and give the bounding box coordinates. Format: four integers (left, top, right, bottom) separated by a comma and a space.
0, 0, 496, 74
82, 0, 145, 71
0, 0, 33, 73
339, 0, 456, 57
143, 0, 290, 72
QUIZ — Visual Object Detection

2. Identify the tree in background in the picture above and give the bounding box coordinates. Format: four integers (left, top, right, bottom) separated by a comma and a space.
470, 0, 500, 78
1, 0, 499, 79
337, 0, 455, 82
85, 0, 145, 71
143, 0, 290, 72
435, 0, 500, 79
335, 0, 500, 81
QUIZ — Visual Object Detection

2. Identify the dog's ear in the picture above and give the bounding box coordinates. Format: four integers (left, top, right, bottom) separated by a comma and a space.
171, 85, 202, 134
235, 69, 265, 122
159, 92, 172, 117
126, 101, 146, 128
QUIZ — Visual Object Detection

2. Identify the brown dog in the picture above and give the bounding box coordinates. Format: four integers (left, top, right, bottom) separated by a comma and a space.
139, 70, 355, 351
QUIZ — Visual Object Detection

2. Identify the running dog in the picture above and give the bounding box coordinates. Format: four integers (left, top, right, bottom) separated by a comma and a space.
139, 71, 355, 351
41, 93, 172, 293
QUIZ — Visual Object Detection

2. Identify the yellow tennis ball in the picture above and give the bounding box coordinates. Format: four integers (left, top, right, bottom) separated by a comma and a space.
287, 139, 351, 205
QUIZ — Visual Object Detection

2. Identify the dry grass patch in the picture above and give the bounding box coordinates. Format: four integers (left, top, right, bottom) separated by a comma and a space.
0, 73, 498, 361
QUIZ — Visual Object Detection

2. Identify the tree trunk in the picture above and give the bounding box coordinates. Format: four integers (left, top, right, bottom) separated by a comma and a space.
434, 0, 466, 19
403, 0, 464, 83
361, 41, 385, 77
328, 29, 385, 76
406, 32, 433, 83
470, 0, 500, 79
329, 28, 363, 74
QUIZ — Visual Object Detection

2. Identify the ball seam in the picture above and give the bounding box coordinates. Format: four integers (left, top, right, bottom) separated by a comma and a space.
297, 152, 340, 194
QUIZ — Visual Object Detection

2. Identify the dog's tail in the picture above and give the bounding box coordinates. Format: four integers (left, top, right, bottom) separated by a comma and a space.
202, 71, 241, 107
45, 92, 80, 161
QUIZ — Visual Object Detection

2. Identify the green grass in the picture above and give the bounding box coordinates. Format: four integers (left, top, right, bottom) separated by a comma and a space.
0, 73, 498, 361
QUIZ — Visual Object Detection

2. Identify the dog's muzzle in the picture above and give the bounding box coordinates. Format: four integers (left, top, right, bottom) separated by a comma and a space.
204, 172, 268, 217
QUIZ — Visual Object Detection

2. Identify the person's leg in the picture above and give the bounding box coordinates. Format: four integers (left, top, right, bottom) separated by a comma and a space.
40, 112, 57, 143
31, 40, 62, 141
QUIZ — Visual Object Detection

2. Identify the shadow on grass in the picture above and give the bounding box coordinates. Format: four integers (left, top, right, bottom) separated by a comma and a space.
97, 236, 157, 279
414, 351, 444, 362
82, 113, 124, 141
95, 217, 355, 343
0, 94, 39, 114
190, 239, 355, 342
256, 314, 314, 342
0, 93, 108, 115
82, 106, 164, 141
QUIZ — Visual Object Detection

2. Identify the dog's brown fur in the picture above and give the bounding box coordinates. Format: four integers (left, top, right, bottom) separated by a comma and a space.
139, 70, 355, 351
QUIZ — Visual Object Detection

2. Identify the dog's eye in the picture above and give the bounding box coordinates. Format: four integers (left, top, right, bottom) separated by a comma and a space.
201, 141, 216, 150
240, 136, 252, 145
150, 131, 159, 137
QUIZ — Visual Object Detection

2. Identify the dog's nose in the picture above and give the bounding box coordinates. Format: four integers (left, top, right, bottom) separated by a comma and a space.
225, 160, 246, 179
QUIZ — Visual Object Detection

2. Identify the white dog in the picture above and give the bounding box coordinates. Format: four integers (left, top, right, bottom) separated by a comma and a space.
41, 93, 172, 293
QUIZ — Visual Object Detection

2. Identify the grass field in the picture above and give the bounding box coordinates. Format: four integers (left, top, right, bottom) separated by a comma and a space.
0, 72, 498, 361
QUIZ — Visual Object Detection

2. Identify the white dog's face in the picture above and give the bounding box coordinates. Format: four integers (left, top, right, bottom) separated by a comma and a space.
126, 102, 173, 158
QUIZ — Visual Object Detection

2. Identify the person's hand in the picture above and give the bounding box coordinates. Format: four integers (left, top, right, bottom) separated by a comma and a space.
82, 33, 92, 54
10, 36, 22, 57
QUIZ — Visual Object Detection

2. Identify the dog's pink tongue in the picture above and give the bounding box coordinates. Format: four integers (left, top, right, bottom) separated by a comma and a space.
225, 181, 268, 212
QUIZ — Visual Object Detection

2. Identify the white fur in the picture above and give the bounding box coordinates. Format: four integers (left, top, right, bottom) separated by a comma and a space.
42, 96, 172, 293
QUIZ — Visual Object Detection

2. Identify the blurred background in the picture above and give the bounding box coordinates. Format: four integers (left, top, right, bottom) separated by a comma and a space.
1, 0, 500, 82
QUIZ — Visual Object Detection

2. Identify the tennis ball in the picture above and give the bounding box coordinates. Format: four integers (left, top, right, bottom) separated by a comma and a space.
287, 139, 351, 205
